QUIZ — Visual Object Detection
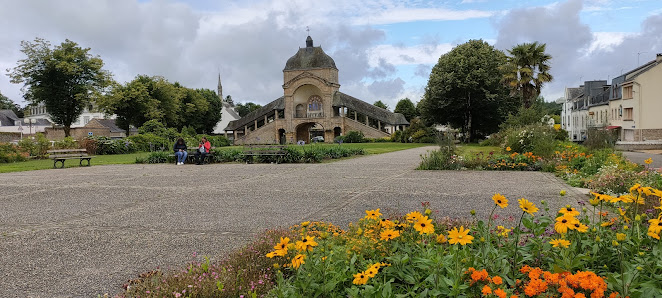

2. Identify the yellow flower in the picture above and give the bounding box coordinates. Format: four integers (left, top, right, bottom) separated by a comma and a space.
295, 236, 318, 252
549, 238, 570, 248
559, 206, 580, 217
365, 208, 382, 220
506, 146, 511, 152
612, 240, 619, 247
630, 183, 642, 194
573, 222, 589, 233
300, 221, 310, 227
554, 214, 578, 234
364, 267, 378, 278
492, 193, 508, 208
618, 208, 631, 223
291, 254, 305, 269
616, 233, 626, 241
648, 230, 660, 240
559, 190, 567, 196
380, 218, 395, 229
273, 237, 290, 251
352, 271, 369, 285
644, 157, 653, 165
266, 249, 287, 258
436, 233, 448, 244
496, 225, 511, 237
405, 211, 423, 223
379, 229, 400, 241
518, 198, 539, 215
414, 216, 435, 234
648, 217, 662, 234
448, 226, 474, 245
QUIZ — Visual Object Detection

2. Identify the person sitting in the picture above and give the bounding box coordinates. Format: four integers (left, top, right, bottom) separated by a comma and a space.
195, 137, 211, 165
173, 138, 188, 165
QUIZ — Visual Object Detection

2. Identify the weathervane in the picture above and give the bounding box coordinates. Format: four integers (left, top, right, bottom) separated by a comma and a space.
306, 26, 310, 36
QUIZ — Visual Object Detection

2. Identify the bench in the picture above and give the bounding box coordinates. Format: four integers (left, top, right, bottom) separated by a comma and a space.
170, 147, 215, 164
242, 145, 287, 163
48, 149, 94, 169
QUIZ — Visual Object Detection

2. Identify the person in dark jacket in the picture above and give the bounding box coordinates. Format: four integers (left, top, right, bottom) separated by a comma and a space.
173, 138, 188, 165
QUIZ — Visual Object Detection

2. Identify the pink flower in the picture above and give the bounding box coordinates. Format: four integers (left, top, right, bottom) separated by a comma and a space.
174, 293, 182, 298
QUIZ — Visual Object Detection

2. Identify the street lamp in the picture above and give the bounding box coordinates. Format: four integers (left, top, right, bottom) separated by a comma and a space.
28, 118, 36, 135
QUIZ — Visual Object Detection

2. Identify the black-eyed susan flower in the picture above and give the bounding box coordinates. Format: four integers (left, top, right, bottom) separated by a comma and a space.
273, 237, 290, 251
364, 209, 382, 220
413, 216, 435, 234
492, 193, 508, 208
648, 230, 660, 240
291, 254, 305, 269
554, 214, 578, 234
573, 222, 588, 233
448, 226, 473, 245
406, 211, 423, 223
364, 267, 378, 278
559, 206, 580, 217
380, 218, 395, 229
549, 239, 570, 248
379, 229, 400, 241
648, 217, 662, 234
518, 198, 538, 215
645, 157, 653, 165
295, 236, 318, 252
352, 271, 369, 285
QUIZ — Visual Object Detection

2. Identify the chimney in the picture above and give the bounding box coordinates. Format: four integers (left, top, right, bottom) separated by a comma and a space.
657, 53, 662, 63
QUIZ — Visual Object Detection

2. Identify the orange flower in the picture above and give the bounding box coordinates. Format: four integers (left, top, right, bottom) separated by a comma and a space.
481, 285, 492, 296
471, 269, 489, 283
493, 288, 507, 298
492, 275, 503, 285
523, 278, 548, 296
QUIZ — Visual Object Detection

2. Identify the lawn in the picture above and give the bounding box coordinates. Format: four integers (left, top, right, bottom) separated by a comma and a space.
0, 143, 430, 173
0, 152, 150, 173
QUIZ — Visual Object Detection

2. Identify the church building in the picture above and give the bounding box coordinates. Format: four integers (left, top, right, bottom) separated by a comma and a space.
224, 36, 409, 144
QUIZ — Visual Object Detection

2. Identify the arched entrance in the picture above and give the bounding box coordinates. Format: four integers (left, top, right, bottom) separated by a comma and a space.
334, 127, 342, 139
296, 122, 324, 143
278, 129, 286, 145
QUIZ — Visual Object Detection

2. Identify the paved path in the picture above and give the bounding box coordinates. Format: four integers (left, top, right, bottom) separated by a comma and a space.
622, 151, 662, 169
0, 146, 584, 297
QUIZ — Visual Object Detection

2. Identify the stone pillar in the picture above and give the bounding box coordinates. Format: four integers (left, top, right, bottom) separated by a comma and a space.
275, 111, 279, 120
264, 115, 268, 124
254, 120, 258, 130
354, 111, 357, 121
233, 130, 238, 144
365, 116, 369, 126
245, 125, 248, 135
378, 121, 381, 130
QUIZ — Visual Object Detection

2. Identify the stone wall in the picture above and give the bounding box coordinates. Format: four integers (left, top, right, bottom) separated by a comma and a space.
44, 127, 113, 141
344, 118, 390, 139
641, 129, 662, 141
235, 121, 280, 145
0, 132, 21, 143
615, 140, 662, 151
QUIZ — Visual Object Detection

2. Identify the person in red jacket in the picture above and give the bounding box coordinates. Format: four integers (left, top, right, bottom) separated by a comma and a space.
195, 137, 211, 165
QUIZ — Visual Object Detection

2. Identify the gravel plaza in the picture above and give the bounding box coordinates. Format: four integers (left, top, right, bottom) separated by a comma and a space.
0, 146, 584, 297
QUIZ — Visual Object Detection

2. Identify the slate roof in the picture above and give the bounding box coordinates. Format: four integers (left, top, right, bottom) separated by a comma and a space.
333, 92, 409, 125
90, 119, 137, 133
0, 110, 20, 126
223, 102, 241, 120
224, 97, 285, 131
284, 37, 337, 71
566, 87, 583, 100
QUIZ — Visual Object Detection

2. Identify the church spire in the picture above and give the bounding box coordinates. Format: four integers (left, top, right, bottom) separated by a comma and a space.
222, 72, 223, 101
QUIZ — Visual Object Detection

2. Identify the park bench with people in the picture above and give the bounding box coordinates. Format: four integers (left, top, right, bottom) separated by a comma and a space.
48, 149, 94, 169
169, 147, 215, 164
242, 145, 288, 163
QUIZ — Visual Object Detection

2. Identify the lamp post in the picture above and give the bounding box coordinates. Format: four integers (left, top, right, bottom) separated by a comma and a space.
28, 118, 35, 135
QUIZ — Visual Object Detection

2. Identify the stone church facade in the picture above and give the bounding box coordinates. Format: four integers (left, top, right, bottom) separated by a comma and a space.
225, 36, 409, 144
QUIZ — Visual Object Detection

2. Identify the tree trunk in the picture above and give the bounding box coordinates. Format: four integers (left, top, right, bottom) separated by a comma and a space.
465, 92, 472, 143
64, 126, 71, 137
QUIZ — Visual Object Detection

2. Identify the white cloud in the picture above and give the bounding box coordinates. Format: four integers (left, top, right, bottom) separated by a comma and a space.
586, 32, 633, 54
352, 7, 494, 25
367, 43, 453, 67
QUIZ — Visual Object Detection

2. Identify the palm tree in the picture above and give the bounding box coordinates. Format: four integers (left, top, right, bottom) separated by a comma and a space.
502, 42, 553, 108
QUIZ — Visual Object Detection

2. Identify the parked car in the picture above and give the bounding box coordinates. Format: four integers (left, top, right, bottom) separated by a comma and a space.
312, 136, 324, 142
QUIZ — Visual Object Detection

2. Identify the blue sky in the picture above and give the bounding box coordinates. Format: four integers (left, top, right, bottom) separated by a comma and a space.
1, 0, 662, 109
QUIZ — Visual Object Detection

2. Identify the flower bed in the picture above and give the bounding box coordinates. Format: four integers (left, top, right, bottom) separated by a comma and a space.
120, 186, 662, 297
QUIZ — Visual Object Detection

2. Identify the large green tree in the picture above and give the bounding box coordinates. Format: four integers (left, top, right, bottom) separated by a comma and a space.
7, 38, 112, 136
394, 98, 418, 122
501, 42, 553, 109
191, 88, 222, 134
235, 102, 262, 117
421, 39, 516, 142
373, 100, 389, 110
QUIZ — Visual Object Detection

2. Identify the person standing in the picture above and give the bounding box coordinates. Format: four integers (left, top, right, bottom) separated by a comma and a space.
173, 138, 188, 165
195, 137, 211, 165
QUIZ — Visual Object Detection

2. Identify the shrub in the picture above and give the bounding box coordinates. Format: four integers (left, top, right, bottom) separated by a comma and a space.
17, 133, 51, 157
212, 148, 243, 162
0, 143, 27, 163
138, 119, 167, 135
86, 136, 136, 155
418, 136, 460, 170
142, 151, 173, 164
53, 137, 78, 149
127, 133, 170, 152
342, 131, 365, 143
584, 128, 617, 151
503, 124, 557, 158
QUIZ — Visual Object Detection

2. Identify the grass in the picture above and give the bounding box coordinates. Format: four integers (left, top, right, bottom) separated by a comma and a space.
456, 144, 500, 159
0, 143, 430, 173
0, 152, 150, 173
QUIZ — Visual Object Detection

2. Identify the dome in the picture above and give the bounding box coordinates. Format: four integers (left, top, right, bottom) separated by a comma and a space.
284, 36, 337, 71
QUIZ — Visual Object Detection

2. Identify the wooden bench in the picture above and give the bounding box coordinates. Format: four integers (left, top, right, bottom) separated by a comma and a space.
242, 145, 287, 163
170, 147, 215, 164
48, 149, 94, 169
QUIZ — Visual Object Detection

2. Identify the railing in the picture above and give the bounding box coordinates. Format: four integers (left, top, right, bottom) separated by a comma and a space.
294, 112, 324, 118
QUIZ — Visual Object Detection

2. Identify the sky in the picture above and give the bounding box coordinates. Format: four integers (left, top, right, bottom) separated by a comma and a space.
1, 0, 661, 110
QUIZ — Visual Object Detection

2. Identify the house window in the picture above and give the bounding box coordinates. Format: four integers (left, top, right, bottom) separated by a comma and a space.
308, 96, 322, 111
623, 86, 633, 99
624, 108, 633, 121
84, 116, 90, 124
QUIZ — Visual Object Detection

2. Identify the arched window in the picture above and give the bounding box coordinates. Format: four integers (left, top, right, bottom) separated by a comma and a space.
308, 95, 322, 111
